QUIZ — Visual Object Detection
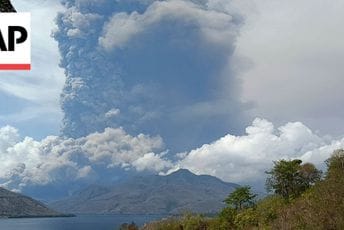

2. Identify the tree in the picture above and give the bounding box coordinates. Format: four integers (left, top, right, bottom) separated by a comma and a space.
298, 162, 322, 191
224, 186, 257, 210
266, 159, 321, 199
326, 149, 344, 179
271, 150, 344, 229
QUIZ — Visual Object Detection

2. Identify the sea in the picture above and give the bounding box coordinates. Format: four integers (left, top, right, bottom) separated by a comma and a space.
0, 214, 166, 230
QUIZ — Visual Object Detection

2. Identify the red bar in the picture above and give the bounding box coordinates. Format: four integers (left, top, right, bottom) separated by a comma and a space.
0, 64, 31, 70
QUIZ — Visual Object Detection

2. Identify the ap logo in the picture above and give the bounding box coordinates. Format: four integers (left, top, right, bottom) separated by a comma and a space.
0, 1, 31, 70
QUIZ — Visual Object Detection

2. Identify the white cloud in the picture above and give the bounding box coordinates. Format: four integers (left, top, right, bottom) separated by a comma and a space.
0, 126, 20, 153
132, 152, 173, 172
173, 118, 344, 185
0, 118, 343, 191
0, 126, 165, 191
82, 128, 163, 166
105, 108, 120, 118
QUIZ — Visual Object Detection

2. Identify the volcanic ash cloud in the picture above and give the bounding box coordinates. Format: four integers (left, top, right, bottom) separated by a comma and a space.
54, 0, 248, 152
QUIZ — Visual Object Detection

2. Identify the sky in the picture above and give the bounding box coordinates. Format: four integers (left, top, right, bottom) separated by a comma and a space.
0, 0, 343, 197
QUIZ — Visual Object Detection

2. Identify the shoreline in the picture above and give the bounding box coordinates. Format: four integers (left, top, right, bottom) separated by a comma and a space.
0, 214, 76, 219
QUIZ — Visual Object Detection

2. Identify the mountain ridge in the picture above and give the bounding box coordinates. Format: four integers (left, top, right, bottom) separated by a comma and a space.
0, 187, 71, 218
50, 169, 239, 215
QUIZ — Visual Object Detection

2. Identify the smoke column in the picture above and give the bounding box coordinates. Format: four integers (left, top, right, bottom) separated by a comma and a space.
54, 0, 248, 152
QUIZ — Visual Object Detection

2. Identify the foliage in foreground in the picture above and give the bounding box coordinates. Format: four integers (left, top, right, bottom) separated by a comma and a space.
139, 149, 344, 230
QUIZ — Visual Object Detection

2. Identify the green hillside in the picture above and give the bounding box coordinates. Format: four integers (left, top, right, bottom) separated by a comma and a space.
140, 149, 344, 230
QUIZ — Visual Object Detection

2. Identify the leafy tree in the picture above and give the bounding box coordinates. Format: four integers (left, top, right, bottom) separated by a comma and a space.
224, 186, 257, 210
266, 159, 321, 199
326, 149, 344, 179
298, 162, 322, 191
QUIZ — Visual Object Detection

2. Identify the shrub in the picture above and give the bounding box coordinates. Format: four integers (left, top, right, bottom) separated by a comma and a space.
234, 208, 258, 229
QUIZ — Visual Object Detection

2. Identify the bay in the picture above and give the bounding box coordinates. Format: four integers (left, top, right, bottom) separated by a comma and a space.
0, 214, 165, 230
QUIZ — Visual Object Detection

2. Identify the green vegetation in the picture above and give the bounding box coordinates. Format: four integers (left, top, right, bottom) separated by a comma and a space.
141, 149, 344, 230
266, 159, 322, 199
224, 186, 257, 210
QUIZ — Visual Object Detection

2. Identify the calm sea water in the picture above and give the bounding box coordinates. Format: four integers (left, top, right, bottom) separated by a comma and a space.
0, 214, 165, 230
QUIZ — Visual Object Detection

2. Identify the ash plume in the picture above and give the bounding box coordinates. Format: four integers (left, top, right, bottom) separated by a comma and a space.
54, 0, 248, 152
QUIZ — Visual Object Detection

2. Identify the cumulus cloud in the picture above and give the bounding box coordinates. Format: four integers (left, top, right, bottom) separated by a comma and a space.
172, 118, 344, 187
0, 126, 20, 153
54, 0, 248, 152
0, 126, 168, 192
132, 152, 173, 172
1, 118, 342, 194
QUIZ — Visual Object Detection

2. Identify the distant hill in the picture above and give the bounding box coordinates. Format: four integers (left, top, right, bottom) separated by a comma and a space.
50, 169, 239, 214
0, 187, 70, 218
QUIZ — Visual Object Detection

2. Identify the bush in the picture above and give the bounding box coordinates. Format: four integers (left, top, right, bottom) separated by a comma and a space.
181, 213, 208, 230
141, 218, 181, 230
218, 207, 237, 227
141, 213, 209, 230
234, 208, 258, 229
255, 195, 286, 228
207, 217, 232, 230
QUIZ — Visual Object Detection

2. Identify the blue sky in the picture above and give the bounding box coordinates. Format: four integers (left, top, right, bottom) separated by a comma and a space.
0, 0, 344, 197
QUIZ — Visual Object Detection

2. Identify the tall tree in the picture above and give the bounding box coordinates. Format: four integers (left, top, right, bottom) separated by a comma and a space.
266, 159, 321, 199
224, 186, 257, 210
326, 149, 344, 179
